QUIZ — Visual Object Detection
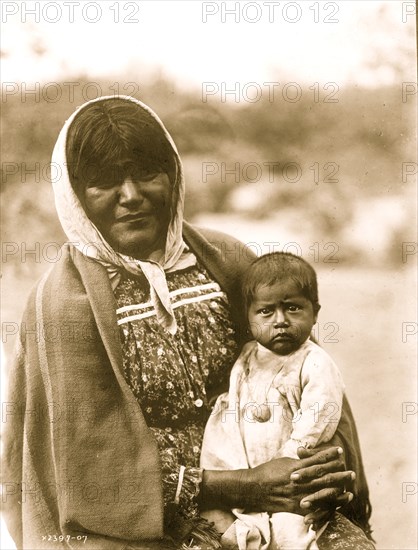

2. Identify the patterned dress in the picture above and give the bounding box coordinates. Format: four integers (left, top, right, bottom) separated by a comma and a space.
114, 262, 375, 550
115, 262, 238, 546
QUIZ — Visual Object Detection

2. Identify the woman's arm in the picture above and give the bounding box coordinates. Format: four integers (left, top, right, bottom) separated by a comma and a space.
199, 446, 354, 514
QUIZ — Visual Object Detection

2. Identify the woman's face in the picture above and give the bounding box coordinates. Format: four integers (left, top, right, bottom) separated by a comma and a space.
82, 164, 172, 260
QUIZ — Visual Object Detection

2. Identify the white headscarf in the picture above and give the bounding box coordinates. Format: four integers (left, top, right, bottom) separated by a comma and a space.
51, 95, 195, 334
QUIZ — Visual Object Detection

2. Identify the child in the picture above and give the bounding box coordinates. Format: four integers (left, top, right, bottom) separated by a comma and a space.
200, 252, 345, 550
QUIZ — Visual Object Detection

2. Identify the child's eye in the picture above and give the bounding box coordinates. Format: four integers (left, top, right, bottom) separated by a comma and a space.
286, 304, 301, 312
257, 308, 273, 316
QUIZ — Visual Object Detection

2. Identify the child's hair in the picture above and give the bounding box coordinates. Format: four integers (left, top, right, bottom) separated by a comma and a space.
65, 98, 177, 197
241, 252, 320, 313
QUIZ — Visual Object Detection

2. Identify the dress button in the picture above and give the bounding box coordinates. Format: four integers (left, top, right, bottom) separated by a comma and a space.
194, 399, 203, 408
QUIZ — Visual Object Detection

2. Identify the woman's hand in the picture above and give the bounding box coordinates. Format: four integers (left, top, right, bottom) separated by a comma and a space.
294, 446, 355, 530
199, 446, 355, 515
244, 446, 353, 513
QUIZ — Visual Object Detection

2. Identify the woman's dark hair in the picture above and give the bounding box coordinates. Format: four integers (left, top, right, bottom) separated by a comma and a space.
65, 98, 177, 196
242, 252, 320, 313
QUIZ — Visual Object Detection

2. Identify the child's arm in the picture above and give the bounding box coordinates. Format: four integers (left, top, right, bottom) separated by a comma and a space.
281, 348, 345, 458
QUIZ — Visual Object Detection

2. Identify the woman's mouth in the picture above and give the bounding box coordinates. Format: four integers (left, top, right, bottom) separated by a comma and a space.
117, 212, 153, 223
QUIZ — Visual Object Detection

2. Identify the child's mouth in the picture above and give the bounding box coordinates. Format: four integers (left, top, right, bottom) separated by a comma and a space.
272, 333, 292, 341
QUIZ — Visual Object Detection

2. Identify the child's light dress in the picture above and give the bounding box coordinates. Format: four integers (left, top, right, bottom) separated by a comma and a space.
200, 338, 345, 550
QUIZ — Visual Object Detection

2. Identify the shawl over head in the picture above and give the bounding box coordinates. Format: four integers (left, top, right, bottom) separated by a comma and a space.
51, 95, 194, 334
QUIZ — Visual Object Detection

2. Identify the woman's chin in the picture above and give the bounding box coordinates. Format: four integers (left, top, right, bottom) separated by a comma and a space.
110, 231, 164, 259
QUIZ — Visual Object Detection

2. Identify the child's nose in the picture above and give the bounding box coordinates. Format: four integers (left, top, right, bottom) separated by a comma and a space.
273, 308, 288, 327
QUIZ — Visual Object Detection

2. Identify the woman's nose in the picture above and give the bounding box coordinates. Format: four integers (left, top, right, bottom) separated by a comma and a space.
273, 309, 288, 327
119, 178, 144, 205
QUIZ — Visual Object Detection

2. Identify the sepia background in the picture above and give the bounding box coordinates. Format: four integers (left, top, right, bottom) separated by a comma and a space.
1, 1, 417, 548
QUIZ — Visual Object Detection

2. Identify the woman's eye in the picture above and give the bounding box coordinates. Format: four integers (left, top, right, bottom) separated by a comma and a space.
133, 170, 161, 182
139, 172, 159, 182
101, 180, 120, 188
86, 179, 116, 190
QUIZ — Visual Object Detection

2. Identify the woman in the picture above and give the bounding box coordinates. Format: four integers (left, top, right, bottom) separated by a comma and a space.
3, 96, 374, 549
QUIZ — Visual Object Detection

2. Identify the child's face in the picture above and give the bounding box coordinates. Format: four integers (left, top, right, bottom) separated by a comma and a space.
247, 280, 318, 355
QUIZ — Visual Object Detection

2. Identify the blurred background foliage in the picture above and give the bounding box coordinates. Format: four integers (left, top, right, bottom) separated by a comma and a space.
1, 74, 415, 279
